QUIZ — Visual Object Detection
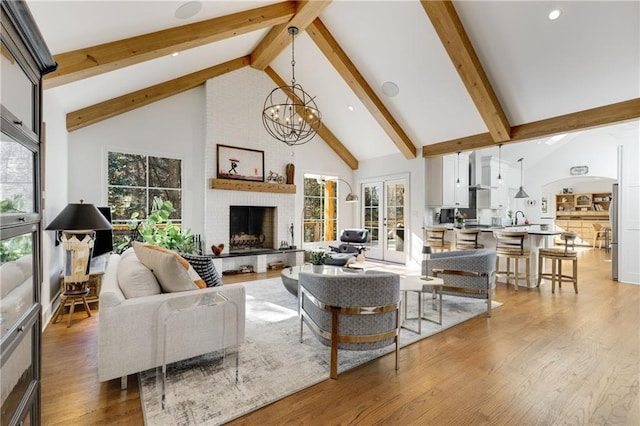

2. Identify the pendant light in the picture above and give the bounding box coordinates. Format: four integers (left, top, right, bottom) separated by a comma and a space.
456, 152, 461, 188
497, 144, 503, 185
262, 26, 321, 146
515, 157, 529, 198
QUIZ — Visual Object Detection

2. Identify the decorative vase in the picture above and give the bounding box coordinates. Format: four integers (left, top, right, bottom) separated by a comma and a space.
286, 163, 295, 185
312, 264, 324, 273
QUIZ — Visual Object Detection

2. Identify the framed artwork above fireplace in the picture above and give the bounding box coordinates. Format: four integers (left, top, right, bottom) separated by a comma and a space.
216, 144, 264, 182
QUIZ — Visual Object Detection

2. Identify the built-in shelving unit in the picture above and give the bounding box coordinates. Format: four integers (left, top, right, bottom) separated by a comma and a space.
210, 178, 296, 194
555, 191, 611, 246
555, 192, 611, 218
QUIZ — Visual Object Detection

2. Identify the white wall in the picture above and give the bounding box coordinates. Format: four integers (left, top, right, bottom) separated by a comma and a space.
357, 153, 424, 268
67, 88, 206, 236
41, 91, 69, 325
520, 130, 621, 224
205, 67, 354, 254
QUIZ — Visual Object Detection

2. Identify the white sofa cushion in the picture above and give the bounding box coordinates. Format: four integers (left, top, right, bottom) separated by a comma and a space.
0, 261, 26, 298
132, 242, 205, 292
117, 251, 161, 299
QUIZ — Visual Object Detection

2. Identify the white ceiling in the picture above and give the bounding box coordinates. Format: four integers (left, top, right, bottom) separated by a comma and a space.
27, 0, 640, 164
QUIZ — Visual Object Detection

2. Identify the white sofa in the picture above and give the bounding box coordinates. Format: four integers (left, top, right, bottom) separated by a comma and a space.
1, 255, 33, 406
98, 251, 245, 386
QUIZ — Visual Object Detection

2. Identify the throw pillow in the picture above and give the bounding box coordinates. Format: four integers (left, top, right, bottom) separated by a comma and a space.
179, 253, 223, 287
132, 242, 206, 292
117, 251, 162, 298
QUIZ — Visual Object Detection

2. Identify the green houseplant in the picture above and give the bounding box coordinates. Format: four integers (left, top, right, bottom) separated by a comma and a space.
117, 197, 196, 254
309, 250, 331, 272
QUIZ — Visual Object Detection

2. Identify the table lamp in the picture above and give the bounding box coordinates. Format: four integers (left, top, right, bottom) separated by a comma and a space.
422, 245, 432, 261
422, 245, 434, 281
45, 201, 112, 291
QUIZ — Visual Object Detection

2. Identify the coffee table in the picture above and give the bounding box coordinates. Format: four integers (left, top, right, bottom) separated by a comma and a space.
281, 264, 364, 296
399, 274, 444, 334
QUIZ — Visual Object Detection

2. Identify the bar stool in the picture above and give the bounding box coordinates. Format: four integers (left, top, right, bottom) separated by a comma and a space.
424, 227, 451, 252
454, 228, 484, 250
537, 232, 578, 294
493, 230, 530, 291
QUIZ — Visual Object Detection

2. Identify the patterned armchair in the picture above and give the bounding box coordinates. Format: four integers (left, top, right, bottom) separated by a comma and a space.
298, 270, 400, 379
423, 249, 497, 317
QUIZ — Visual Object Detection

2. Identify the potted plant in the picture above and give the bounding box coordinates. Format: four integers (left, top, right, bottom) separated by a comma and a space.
309, 250, 331, 273
454, 210, 467, 228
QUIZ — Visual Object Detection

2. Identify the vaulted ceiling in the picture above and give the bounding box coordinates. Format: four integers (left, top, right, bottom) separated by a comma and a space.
28, 1, 640, 169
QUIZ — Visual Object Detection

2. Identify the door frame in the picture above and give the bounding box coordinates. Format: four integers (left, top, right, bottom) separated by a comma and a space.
359, 173, 410, 264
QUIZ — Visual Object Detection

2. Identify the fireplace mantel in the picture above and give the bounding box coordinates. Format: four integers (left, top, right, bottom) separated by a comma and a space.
210, 178, 296, 194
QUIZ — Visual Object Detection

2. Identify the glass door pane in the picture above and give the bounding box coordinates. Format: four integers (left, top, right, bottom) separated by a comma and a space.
0, 232, 35, 339
0, 134, 36, 219
384, 179, 406, 263
362, 182, 382, 259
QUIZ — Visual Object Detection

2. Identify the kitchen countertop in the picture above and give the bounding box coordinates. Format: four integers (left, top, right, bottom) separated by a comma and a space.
433, 224, 561, 236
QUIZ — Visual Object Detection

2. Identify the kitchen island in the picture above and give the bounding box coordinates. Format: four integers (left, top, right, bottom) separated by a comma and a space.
427, 224, 562, 288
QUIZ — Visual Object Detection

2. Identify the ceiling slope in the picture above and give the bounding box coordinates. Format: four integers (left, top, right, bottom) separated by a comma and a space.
43, 1, 296, 88
306, 18, 417, 160
421, 0, 511, 143
422, 98, 640, 157
66, 56, 251, 132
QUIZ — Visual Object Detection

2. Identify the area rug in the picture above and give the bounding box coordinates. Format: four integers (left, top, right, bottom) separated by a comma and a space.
139, 277, 501, 425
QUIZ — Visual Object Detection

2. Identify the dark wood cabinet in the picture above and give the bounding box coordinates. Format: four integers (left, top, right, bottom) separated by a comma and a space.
1, 1, 56, 424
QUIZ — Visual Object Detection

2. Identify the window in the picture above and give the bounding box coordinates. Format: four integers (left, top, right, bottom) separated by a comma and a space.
303, 174, 337, 243
107, 151, 182, 224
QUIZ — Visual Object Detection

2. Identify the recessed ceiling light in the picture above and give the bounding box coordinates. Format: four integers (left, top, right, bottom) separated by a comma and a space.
381, 81, 399, 97
175, 1, 202, 20
348, 105, 354, 111
171, 52, 180, 57
548, 9, 561, 20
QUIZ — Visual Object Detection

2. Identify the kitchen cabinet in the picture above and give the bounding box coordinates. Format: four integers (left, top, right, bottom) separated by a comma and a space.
477, 156, 507, 209
427, 153, 469, 208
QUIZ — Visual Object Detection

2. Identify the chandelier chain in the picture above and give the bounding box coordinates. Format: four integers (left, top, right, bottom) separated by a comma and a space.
290, 31, 296, 85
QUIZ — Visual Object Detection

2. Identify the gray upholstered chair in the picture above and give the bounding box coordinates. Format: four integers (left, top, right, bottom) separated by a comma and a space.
298, 270, 400, 379
422, 249, 497, 317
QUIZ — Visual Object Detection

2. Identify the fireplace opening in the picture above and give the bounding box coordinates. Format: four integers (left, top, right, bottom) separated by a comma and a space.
229, 206, 276, 252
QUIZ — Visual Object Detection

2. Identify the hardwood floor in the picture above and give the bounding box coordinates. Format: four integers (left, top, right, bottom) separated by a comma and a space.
41, 248, 639, 425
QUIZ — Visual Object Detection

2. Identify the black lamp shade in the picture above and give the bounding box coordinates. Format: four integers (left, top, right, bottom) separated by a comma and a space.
45, 203, 113, 231
422, 246, 433, 255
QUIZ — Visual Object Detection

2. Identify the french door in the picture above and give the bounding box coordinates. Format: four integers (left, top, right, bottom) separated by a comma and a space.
362, 177, 407, 263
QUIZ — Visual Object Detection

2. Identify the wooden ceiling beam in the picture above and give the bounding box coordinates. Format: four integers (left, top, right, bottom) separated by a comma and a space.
251, 1, 332, 70
422, 98, 640, 157
265, 66, 359, 170
421, 0, 512, 143
66, 56, 251, 132
44, 1, 296, 89
306, 18, 417, 160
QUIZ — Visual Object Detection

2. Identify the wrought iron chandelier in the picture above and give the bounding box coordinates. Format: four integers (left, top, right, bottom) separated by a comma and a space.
262, 26, 321, 146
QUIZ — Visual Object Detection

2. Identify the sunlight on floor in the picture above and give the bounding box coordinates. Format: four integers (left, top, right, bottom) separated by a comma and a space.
245, 295, 297, 322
